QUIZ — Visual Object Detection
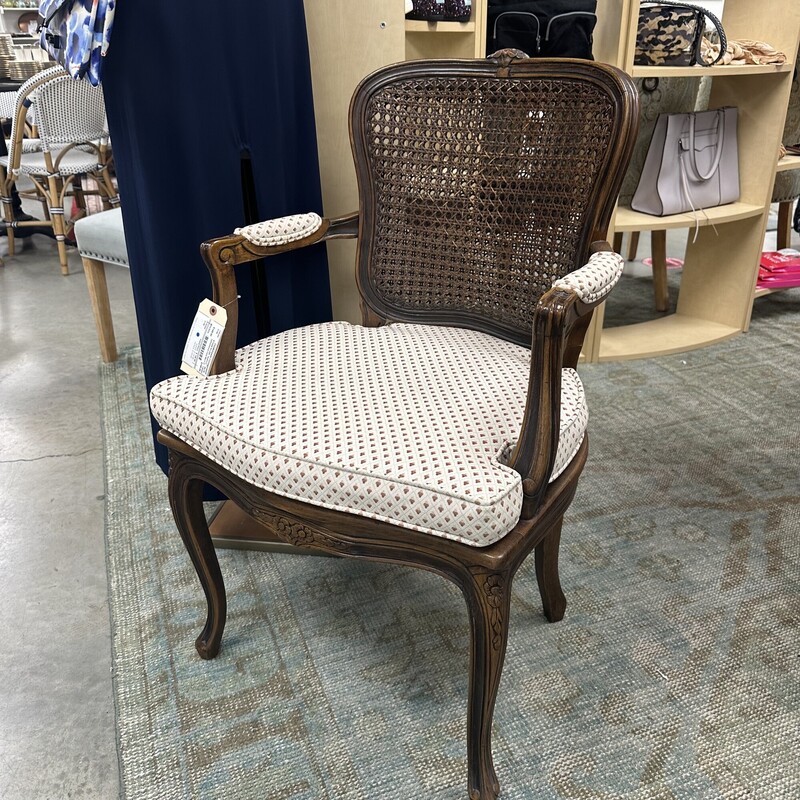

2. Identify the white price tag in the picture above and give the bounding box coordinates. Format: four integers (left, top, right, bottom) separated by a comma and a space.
180, 299, 228, 377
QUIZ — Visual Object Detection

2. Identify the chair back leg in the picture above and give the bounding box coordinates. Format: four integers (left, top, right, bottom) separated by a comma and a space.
650, 229, 669, 312
534, 517, 568, 623
777, 200, 793, 250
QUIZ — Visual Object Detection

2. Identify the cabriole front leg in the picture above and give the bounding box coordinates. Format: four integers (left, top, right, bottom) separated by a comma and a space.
167, 451, 227, 660
462, 566, 513, 800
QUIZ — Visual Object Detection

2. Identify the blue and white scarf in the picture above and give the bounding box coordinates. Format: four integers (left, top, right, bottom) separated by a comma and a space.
38, 0, 116, 86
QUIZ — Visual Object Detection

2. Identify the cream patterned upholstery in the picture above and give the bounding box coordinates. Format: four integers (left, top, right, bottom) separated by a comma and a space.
235, 213, 322, 247
150, 322, 588, 547
552, 250, 625, 304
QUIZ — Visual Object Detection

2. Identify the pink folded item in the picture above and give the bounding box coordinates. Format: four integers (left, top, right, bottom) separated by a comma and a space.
760, 250, 800, 272
757, 273, 800, 289
643, 256, 683, 269
757, 250, 800, 289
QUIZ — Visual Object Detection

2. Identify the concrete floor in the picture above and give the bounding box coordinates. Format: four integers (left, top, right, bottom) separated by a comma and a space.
0, 207, 794, 799
0, 232, 138, 799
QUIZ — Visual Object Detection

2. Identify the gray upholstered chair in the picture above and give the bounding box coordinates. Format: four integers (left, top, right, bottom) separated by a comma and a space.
74, 207, 129, 362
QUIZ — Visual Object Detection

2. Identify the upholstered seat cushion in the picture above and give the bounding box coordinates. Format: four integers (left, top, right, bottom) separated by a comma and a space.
74, 207, 128, 266
150, 322, 588, 547
0, 148, 102, 177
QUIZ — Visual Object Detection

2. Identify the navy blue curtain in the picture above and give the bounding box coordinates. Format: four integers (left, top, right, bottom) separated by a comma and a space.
102, 1, 332, 472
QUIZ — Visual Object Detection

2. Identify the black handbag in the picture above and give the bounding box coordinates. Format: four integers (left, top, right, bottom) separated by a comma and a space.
486, 0, 597, 59
634, 2, 726, 67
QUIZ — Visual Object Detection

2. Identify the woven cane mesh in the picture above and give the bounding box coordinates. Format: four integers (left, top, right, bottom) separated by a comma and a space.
358, 72, 618, 340
34, 75, 107, 150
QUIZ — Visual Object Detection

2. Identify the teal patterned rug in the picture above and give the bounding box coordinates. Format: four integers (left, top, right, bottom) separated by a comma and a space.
102, 291, 800, 800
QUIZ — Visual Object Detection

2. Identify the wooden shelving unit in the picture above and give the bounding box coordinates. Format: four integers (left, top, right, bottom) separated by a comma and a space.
587, 0, 800, 362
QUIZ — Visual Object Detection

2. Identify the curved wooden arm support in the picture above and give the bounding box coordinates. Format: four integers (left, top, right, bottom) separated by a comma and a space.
200, 212, 359, 374
510, 240, 615, 517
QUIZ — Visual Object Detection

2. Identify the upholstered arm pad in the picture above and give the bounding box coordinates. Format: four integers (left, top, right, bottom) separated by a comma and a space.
234, 212, 324, 248
551, 250, 625, 305
200, 211, 359, 374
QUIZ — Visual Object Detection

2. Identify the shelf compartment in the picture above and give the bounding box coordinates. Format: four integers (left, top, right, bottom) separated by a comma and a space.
776, 154, 800, 173
405, 20, 475, 33
597, 314, 740, 361
613, 202, 764, 233
631, 63, 794, 79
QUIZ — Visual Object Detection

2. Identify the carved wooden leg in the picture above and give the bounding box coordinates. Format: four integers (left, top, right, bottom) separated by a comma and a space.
535, 517, 566, 623
168, 453, 227, 659
462, 567, 512, 800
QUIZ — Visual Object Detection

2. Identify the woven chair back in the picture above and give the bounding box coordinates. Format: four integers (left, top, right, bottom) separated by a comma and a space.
5, 66, 65, 161
350, 58, 638, 346
34, 73, 107, 151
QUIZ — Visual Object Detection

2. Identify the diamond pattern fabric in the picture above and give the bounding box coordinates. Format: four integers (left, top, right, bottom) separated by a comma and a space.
235, 213, 322, 247
150, 322, 588, 547
552, 250, 625, 304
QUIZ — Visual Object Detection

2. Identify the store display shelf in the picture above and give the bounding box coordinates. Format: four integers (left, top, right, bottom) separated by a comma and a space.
614, 202, 764, 233
776, 154, 800, 172
631, 63, 794, 79
405, 20, 475, 33
597, 314, 740, 361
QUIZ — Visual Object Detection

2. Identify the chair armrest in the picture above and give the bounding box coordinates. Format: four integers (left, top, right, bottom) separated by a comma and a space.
551, 244, 625, 306
200, 211, 359, 374
508, 242, 623, 516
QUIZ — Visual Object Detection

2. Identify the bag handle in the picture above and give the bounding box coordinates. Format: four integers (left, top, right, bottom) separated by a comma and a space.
685, 110, 725, 181
639, 2, 727, 65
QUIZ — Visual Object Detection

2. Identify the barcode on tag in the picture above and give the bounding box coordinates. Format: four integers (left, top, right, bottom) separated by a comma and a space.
180, 299, 228, 377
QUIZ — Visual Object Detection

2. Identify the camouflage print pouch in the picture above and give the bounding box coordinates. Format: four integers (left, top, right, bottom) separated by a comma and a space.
634, 2, 726, 68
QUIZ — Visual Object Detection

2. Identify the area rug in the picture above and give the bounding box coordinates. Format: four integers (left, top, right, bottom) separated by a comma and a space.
102, 290, 800, 800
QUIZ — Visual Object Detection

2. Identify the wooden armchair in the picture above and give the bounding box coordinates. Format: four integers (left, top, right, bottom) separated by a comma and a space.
149, 54, 638, 799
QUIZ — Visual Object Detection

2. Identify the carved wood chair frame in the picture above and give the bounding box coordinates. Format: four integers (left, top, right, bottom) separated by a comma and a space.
157, 55, 638, 800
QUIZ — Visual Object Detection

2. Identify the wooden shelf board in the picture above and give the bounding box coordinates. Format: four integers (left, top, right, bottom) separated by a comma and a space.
614, 202, 764, 233
754, 284, 800, 297
631, 63, 794, 78
776, 154, 800, 173
597, 314, 740, 361
754, 286, 778, 298
405, 20, 475, 33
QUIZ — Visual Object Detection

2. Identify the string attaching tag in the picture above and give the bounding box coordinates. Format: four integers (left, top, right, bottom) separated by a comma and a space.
180, 299, 227, 377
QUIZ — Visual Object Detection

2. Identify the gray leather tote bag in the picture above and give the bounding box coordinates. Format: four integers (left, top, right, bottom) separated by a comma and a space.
631, 107, 739, 216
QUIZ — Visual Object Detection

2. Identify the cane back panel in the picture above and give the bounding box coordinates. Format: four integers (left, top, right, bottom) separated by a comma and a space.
350, 58, 638, 347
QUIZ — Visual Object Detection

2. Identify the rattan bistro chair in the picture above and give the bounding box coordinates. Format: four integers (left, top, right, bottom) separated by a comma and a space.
0, 66, 118, 275
150, 54, 638, 799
